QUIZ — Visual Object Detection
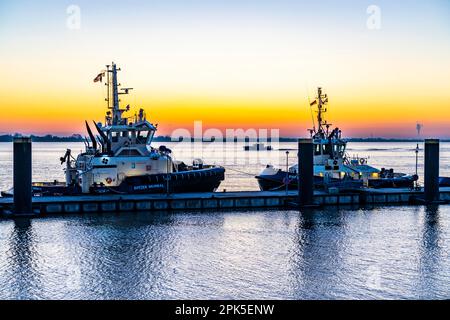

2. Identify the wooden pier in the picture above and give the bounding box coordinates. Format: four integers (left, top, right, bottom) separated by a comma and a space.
1, 188, 449, 216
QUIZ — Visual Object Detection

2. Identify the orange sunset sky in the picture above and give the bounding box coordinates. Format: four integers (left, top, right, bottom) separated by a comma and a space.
0, 0, 449, 138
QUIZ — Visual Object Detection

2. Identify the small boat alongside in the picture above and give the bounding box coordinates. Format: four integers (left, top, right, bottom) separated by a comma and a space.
256, 87, 418, 191
1, 63, 225, 197
1, 181, 77, 198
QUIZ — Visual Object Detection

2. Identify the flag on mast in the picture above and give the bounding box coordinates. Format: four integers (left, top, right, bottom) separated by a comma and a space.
93, 72, 105, 83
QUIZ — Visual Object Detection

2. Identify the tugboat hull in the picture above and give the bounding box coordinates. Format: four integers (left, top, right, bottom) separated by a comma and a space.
91, 167, 225, 194
256, 170, 363, 192
1, 167, 225, 197
256, 170, 417, 191
439, 177, 450, 187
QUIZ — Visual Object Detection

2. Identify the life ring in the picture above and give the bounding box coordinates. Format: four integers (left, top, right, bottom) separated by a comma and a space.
359, 158, 366, 165
105, 177, 113, 184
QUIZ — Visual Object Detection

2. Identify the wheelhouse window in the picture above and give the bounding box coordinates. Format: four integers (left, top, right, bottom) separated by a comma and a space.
323, 144, 332, 155
137, 130, 149, 144
117, 149, 141, 156
337, 144, 346, 156
315, 144, 321, 155
318, 143, 333, 156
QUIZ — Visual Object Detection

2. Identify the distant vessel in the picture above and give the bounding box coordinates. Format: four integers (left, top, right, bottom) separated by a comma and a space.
2, 63, 225, 197
243, 143, 272, 151
256, 87, 418, 191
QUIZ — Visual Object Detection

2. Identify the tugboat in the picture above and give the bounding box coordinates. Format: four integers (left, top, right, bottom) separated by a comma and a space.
256, 87, 418, 191
1, 63, 225, 197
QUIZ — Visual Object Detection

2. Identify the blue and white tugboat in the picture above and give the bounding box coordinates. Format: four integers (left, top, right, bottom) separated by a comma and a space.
256, 87, 419, 191
2, 63, 225, 197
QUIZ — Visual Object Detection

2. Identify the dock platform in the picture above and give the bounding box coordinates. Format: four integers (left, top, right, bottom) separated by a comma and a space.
1, 188, 449, 216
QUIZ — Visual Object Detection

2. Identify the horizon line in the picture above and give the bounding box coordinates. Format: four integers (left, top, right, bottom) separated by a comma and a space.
0, 133, 449, 142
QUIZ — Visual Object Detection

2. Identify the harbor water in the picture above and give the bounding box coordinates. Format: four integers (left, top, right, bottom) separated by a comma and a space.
0, 142, 449, 299
1, 141, 450, 192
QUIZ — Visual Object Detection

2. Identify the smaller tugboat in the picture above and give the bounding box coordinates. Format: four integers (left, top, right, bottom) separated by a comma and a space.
1, 63, 225, 197
256, 87, 419, 191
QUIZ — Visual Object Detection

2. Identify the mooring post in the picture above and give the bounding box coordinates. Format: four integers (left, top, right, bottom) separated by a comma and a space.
13, 137, 32, 215
424, 139, 439, 203
298, 138, 314, 206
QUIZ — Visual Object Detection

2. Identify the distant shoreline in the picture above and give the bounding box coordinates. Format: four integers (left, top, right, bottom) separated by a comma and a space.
0, 134, 448, 143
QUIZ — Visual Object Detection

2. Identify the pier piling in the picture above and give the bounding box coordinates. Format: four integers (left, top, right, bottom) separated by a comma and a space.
424, 139, 440, 203
298, 138, 314, 206
13, 137, 32, 215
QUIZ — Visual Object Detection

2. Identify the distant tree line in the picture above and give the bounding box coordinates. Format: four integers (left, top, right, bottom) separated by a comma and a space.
0, 134, 85, 142
0, 134, 447, 143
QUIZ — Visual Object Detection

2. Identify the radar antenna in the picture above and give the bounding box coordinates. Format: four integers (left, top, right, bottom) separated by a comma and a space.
308, 87, 330, 138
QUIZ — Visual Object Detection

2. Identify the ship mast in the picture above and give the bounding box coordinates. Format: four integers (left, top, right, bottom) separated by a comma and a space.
105, 63, 121, 125
104, 62, 132, 126
314, 87, 329, 138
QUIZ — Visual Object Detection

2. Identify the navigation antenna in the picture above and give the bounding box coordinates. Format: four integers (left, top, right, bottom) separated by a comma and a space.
99, 62, 133, 125
306, 86, 316, 134
309, 87, 330, 138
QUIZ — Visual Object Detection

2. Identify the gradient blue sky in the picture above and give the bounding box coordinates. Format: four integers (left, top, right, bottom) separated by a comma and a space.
0, 0, 449, 137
